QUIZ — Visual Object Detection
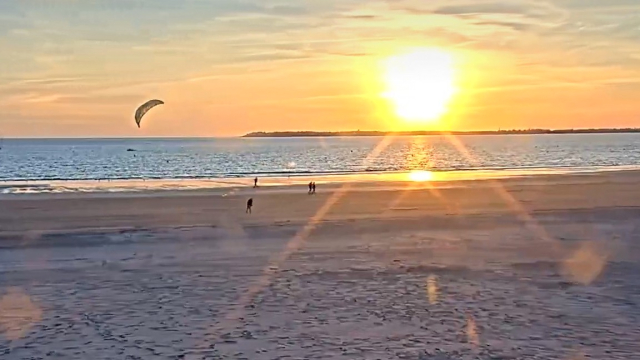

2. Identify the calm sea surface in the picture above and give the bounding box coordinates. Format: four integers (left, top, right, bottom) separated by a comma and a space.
1, 134, 639, 185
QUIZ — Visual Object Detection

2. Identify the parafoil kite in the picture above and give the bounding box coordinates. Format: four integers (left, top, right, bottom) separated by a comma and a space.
134, 99, 164, 128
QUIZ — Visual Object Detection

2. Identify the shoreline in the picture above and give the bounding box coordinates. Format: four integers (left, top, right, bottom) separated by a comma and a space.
2, 165, 640, 197
2, 168, 640, 234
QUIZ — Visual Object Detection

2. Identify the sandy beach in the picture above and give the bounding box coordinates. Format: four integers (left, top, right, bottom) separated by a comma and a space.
1, 171, 639, 359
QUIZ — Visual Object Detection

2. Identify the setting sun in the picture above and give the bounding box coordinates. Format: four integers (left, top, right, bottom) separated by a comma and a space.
382, 48, 458, 125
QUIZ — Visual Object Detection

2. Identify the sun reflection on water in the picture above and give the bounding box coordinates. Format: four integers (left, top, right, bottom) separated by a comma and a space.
408, 170, 434, 182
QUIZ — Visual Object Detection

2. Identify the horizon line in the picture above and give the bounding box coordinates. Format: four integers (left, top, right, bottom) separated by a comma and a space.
3, 127, 640, 140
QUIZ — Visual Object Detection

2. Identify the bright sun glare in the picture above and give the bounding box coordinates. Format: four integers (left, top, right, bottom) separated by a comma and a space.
408, 170, 434, 182
382, 48, 457, 124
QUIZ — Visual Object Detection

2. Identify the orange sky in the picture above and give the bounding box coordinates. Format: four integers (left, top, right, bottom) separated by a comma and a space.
1, 0, 639, 137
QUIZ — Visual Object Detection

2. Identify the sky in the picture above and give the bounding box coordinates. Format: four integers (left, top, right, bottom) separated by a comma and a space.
1, 0, 639, 137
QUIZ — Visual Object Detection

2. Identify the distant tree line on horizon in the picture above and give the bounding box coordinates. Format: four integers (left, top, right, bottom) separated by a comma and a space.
243, 128, 640, 138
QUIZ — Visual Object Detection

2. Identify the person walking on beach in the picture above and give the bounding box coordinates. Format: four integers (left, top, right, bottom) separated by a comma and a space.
312, 182, 316, 194
254, 177, 258, 188
308, 181, 313, 194
246, 198, 253, 214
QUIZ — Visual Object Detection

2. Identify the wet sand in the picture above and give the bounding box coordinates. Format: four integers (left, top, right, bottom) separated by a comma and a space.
0, 171, 639, 359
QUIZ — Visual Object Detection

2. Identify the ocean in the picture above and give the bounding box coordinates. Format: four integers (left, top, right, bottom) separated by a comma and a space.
1, 134, 639, 193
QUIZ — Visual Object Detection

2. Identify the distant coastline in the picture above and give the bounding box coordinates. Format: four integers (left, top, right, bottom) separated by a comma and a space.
243, 128, 640, 138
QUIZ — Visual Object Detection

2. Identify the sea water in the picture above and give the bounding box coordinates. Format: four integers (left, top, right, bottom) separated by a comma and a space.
1, 134, 639, 193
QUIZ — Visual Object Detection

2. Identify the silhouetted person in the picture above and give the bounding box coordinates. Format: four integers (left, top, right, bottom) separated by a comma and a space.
308, 182, 313, 194
246, 198, 253, 214
254, 177, 258, 188
312, 182, 316, 194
